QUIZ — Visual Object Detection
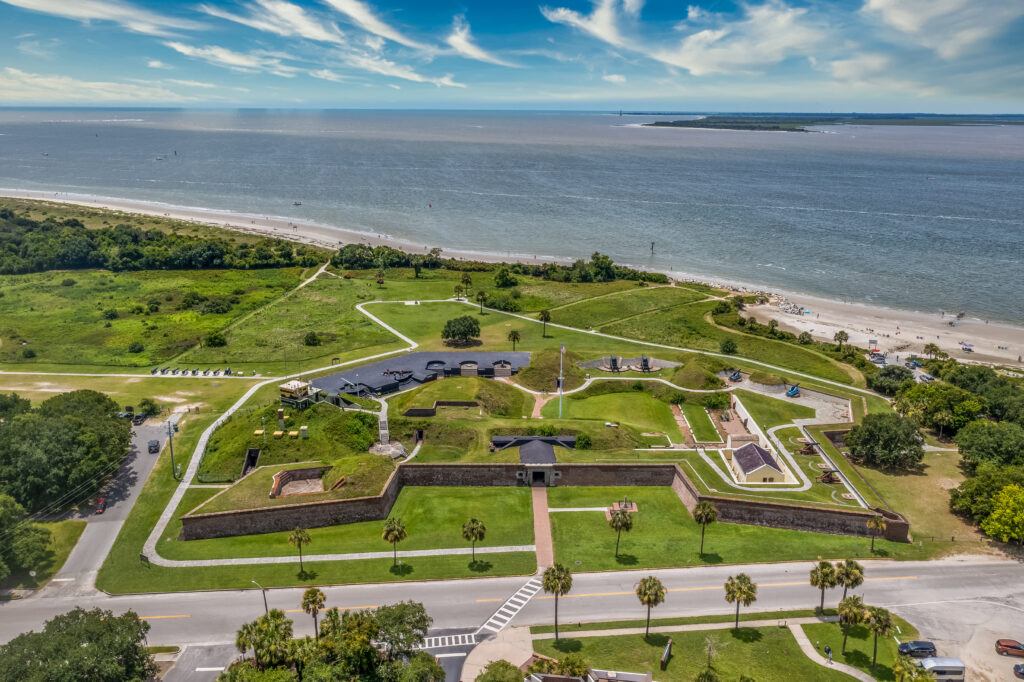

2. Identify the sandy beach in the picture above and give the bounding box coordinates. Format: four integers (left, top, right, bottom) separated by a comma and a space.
3, 188, 1022, 369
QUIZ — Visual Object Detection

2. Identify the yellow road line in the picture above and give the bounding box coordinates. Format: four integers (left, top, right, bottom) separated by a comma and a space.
140, 614, 191, 620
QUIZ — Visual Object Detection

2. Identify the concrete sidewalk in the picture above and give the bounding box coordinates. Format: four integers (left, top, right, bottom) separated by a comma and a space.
531, 487, 554, 569
530, 615, 837, 640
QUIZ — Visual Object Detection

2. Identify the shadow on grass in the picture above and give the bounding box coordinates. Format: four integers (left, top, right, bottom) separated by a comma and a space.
839, 650, 894, 681
698, 552, 723, 564
468, 560, 493, 573
870, 548, 891, 558
389, 563, 414, 576
551, 638, 583, 653
297, 569, 319, 581
729, 628, 763, 643
641, 633, 671, 647
615, 553, 638, 566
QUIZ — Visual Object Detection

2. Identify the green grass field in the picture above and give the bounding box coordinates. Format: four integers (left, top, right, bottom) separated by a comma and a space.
0, 519, 86, 591
530, 608, 836, 635
551, 286, 709, 329
735, 390, 816, 427
0, 268, 305, 367
534, 627, 855, 682
803, 616, 919, 681
681, 402, 721, 442
542, 391, 683, 441
547, 486, 927, 571
388, 377, 530, 420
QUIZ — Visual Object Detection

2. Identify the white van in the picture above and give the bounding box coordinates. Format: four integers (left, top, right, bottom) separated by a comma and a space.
918, 657, 966, 681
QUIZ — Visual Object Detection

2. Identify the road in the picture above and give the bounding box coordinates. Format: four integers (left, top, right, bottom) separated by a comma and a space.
36, 414, 180, 599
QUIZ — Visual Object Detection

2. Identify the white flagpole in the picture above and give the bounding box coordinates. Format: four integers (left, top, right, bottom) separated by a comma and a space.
558, 344, 565, 419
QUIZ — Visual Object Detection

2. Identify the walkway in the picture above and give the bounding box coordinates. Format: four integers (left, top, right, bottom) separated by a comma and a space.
531, 486, 554, 570
789, 621, 875, 682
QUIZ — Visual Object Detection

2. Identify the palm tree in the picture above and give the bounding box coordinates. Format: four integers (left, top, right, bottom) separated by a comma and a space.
462, 518, 486, 563
836, 559, 865, 600
866, 515, 887, 553
507, 329, 521, 351
923, 342, 939, 360
461, 272, 473, 294
809, 560, 838, 612
382, 517, 408, 567
288, 528, 311, 575
635, 576, 666, 638
318, 606, 342, 640
608, 508, 633, 558
476, 290, 487, 313
289, 636, 318, 682
693, 501, 718, 556
893, 654, 933, 681
834, 330, 849, 350
542, 563, 573, 641
453, 284, 464, 300
375, 269, 385, 288
723, 573, 757, 629
235, 620, 257, 662
865, 606, 895, 666
301, 587, 325, 641
538, 309, 552, 336
837, 595, 865, 654
253, 609, 293, 671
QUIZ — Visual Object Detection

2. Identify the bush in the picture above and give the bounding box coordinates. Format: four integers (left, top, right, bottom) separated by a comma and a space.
719, 338, 738, 354
60, 278, 76, 286
950, 462, 1024, 523
127, 341, 144, 353
575, 432, 592, 449
485, 291, 522, 312
102, 308, 119, 320
137, 398, 160, 416
867, 365, 915, 397
493, 267, 519, 288
798, 331, 813, 344
21, 348, 36, 359
702, 392, 730, 410
304, 331, 322, 346
205, 331, 227, 347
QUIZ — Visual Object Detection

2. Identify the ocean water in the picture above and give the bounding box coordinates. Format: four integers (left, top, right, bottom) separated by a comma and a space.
0, 109, 1021, 322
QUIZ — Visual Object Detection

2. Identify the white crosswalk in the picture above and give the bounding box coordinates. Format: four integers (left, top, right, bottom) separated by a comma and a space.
475, 577, 542, 635
419, 633, 478, 650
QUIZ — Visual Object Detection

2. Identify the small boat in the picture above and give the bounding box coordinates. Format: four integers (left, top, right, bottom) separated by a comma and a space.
293, 201, 302, 206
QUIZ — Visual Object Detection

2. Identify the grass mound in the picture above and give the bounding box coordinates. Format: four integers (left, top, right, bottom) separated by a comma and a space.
749, 370, 786, 386
671, 357, 726, 389
516, 348, 585, 392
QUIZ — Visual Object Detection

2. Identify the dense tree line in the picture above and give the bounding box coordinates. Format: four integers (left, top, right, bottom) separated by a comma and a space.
0, 493, 53, 584
0, 208, 321, 274
332, 243, 668, 284
0, 391, 131, 512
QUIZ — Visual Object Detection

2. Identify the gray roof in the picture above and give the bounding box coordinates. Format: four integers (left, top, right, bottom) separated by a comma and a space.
311, 351, 530, 395
733, 443, 783, 474
519, 439, 557, 465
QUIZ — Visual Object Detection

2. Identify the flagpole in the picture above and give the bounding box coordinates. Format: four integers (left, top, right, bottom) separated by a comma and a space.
558, 344, 564, 419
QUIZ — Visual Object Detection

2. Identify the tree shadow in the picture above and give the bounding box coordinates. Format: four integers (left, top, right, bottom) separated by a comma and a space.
614, 553, 638, 566
468, 560, 493, 573
729, 628, 763, 643
698, 552, 723, 564
552, 638, 583, 653
389, 563, 414, 576
642, 633, 670, 647
869, 547, 891, 558
298, 569, 318, 581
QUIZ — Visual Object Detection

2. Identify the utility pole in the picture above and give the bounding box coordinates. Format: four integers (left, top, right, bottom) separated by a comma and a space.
166, 420, 177, 481
558, 345, 565, 419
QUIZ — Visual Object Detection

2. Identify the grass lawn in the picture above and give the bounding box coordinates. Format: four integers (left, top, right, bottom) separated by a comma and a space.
534, 627, 855, 682
388, 377, 529, 420
163, 486, 533, 560
0, 268, 305, 367
0, 519, 86, 590
176, 274, 404, 375
681, 402, 721, 442
551, 286, 709, 329
531, 608, 836, 634
542, 392, 683, 442
547, 486, 929, 571
735, 389, 816, 428
803, 616, 919, 681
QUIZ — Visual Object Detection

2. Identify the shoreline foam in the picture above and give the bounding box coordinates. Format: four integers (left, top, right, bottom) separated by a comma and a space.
2, 187, 1021, 368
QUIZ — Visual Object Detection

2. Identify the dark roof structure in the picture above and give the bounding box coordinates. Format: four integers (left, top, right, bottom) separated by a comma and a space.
519, 439, 557, 465
733, 443, 783, 474
491, 435, 576, 465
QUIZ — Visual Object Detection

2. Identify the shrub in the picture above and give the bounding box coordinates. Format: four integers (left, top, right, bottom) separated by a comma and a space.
575, 433, 592, 449
137, 398, 160, 416
205, 332, 227, 348
493, 267, 518, 288
60, 278, 76, 287
304, 331, 322, 346
867, 365, 915, 397
21, 348, 36, 359
102, 309, 119, 320
702, 393, 730, 410
485, 291, 521, 312
798, 331, 813, 344
127, 341, 144, 353
719, 338, 738, 354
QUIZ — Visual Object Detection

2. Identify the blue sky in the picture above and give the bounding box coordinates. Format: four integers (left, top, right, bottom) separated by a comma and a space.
1, 0, 1022, 111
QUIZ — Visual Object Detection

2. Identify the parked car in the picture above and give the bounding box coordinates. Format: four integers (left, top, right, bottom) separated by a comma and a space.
997, 640, 1024, 657
132, 414, 147, 426
148, 440, 160, 454
1013, 663, 1024, 679
898, 641, 937, 658
95, 497, 107, 514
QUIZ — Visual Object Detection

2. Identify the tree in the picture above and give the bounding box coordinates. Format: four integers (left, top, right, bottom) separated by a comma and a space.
556, 653, 590, 677
475, 660, 522, 682
441, 315, 481, 346
460, 272, 473, 293
809, 560, 838, 611
719, 338, 738, 354
538, 309, 552, 336
137, 397, 160, 416
833, 330, 849, 350
923, 343, 940, 359
868, 365, 915, 397
462, 518, 486, 563
288, 528, 311, 574
476, 290, 487, 313
693, 501, 718, 556
950, 462, 1024, 523
837, 595, 865, 654
507, 329, 521, 351
0, 392, 30, 423
635, 576, 666, 638
301, 587, 325, 641
981, 484, 1024, 544
723, 573, 757, 629
0, 493, 53, 581
845, 413, 924, 471
955, 420, 1024, 474
453, 284, 464, 299
493, 267, 518, 288
382, 517, 408, 567
375, 601, 432, 660
798, 331, 813, 345
205, 331, 227, 347
895, 382, 984, 437
303, 331, 321, 346
865, 606, 894, 666
247, 609, 293, 671
400, 652, 446, 681
0, 607, 156, 682
375, 269, 385, 288
236, 620, 258, 662
835, 559, 864, 600
608, 507, 633, 558
542, 563, 573, 641
866, 515, 887, 553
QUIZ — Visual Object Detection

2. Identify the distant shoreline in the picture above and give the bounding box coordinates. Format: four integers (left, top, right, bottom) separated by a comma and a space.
2, 188, 1022, 368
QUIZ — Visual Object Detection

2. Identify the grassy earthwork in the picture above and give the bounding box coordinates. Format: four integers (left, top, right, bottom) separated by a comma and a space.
680, 402, 721, 442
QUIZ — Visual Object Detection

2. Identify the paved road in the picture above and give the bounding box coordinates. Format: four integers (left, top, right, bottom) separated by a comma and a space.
163, 643, 237, 682
37, 414, 180, 599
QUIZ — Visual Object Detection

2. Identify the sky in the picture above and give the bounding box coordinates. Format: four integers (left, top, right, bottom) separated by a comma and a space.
0, 0, 1022, 111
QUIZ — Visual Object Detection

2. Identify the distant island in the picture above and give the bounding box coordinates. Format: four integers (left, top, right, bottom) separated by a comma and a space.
640, 112, 1024, 132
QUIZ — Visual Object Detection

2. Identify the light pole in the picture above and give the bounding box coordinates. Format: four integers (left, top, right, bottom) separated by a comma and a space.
251, 580, 268, 615
558, 344, 565, 419
166, 420, 177, 481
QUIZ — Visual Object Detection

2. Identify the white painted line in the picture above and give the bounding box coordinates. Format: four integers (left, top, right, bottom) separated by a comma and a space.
195, 667, 225, 672
50, 578, 75, 582
434, 653, 467, 659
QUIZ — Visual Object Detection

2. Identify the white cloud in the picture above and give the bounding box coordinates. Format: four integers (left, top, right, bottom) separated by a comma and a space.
343, 51, 464, 87
321, 0, 425, 49
445, 15, 517, 67
309, 68, 346, 82
827, 52, 941, 97
1, 0, 203, 36
147, 59, 170, 69
163, 41, 301, 77
863, 0, 1024, 59
17, 37, 59, 60
652, 2, 825, 76
0, 66, 190, 102
622, 0, 643, 17
829, 53, 888, 81
166, 78, 216, 88
541, 0, 628, 48
199, 0, 345, 45
602, 73, 626, 83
